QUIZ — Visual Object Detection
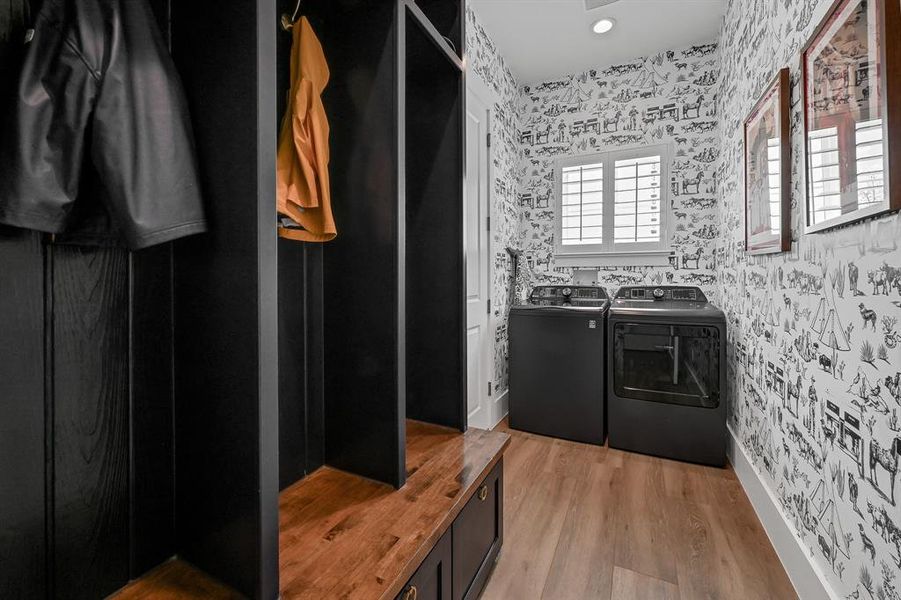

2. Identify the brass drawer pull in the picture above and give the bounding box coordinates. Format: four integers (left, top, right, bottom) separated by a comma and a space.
402, 585, 418, 600
478, 484, 489, 501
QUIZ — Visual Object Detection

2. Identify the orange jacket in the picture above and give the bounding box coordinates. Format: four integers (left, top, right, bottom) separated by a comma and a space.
277, 17, 335, 242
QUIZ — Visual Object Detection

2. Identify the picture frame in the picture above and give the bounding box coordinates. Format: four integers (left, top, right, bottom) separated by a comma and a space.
801, 0, 901, 233
744, 68, 791, 254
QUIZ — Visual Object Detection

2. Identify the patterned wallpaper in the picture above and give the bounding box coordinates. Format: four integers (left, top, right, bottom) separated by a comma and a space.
517, 44, 721, 300
467, 1, 901, 593
466, 6, 523, 394
717, 0, 901, 596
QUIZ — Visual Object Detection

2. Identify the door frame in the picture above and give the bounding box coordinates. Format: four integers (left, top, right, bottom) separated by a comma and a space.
465, 70, 501, 428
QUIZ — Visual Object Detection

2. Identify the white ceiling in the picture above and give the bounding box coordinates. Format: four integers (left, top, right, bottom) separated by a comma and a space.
470, 0, 726, 85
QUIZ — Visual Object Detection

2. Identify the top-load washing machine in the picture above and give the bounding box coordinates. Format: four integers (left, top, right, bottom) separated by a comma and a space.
607, 286, 726, 466
509, 285, 609, 445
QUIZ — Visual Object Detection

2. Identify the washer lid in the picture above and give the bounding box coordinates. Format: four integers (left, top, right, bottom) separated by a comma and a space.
609, 286, 723, 322
510, 303, 609, 316
526, 285, 609, 308
614, 285, 707, 303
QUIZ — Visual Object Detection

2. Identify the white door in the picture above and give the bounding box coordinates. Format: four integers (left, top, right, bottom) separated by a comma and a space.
465, 88, 492, 430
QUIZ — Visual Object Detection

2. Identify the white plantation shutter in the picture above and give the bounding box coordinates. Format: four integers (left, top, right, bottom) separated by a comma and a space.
555, 144, 671, 263
767, 138, 781, 232
807, 119, 886, 230
855, 119, 884, 210
808, 126, 841, 224
613, 155, 662, 244
561, 163, 603, 245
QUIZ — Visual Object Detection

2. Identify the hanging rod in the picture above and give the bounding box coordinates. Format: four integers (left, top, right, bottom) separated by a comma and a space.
281, 0, 302, 31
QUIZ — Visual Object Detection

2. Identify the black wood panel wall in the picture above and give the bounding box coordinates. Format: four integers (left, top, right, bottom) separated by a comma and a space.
278, 241, 325, 490
50, 246, 132, 596
0, 1, 177, 597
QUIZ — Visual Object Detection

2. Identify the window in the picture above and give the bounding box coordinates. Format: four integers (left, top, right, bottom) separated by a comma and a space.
767, 138, 782, 233
561, 161, 604, 246
807, 118, 886, 227
613, 154, 663, 244
808, 126, 841, 224
555, 145, 671, 266
855, 118, 884, 209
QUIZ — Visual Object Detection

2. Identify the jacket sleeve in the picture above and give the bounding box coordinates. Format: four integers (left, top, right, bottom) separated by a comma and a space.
0, 13, 99, 233
291, 77, 330, 210
89, 0, 206, 249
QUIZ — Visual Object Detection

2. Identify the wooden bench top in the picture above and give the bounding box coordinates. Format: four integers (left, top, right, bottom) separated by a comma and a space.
279, 420, 510, 600
111, 559, 243, 599
113, 421, 509, 600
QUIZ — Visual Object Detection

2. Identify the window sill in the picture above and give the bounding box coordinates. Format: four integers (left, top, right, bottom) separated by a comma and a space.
555, 250, 674, 268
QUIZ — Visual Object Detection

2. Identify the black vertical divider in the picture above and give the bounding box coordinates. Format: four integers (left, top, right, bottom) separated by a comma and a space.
308, 0, 406, 488
127, 1, 177, 581
129, 244, 175, 577
0, 229, 46, 598
170, 0, 279, 598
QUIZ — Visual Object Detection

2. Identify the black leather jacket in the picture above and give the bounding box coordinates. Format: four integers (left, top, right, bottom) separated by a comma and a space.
0, 0, 207, 249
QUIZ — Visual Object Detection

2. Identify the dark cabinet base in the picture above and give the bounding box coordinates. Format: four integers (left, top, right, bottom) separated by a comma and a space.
397, 531, 453, 600
399, 460, 504, 600
452, 462, 503, 600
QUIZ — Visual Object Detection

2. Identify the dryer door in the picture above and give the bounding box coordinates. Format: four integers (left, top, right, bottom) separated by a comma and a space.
613, 322, 720, 408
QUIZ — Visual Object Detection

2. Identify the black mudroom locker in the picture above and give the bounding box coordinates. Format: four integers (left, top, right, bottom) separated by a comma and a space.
0, 0, 467, 598
0, 0, 283, 598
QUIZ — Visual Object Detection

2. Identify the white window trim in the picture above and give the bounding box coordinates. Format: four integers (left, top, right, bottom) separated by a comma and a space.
554, 143, 673, 267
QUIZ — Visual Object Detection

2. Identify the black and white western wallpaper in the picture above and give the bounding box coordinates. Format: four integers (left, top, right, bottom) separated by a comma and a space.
718, 0, 901, 595
466, 10, 723, 392
468, 0, 901, 593
518, 44, 721, 300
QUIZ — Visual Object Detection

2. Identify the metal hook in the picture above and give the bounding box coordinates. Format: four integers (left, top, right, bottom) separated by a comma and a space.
281, 0, 302, 31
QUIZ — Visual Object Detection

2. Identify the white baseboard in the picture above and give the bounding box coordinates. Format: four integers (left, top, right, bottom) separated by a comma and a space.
490, 388, 508, 429
727, 426, 840, 600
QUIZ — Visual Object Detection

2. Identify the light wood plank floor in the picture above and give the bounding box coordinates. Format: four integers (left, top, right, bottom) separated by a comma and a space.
482, 421, 796, 600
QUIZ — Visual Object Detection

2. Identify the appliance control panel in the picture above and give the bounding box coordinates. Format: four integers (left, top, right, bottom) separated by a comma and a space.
529, 285, 609, 307
615, 286, 707, 302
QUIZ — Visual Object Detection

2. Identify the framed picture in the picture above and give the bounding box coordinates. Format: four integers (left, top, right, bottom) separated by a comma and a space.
801, 0, 901, 233
744, 68, 791, 254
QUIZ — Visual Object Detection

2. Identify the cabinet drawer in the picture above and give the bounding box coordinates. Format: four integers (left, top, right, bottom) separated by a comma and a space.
396, 529, 452, 600
452, 460, 503, 600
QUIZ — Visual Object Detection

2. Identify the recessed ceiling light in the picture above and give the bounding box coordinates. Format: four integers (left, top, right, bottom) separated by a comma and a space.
592, 18, 615, 34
